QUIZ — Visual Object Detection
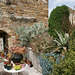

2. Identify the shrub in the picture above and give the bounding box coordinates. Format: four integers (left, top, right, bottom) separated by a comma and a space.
69, 29, 75, 51
39, 50, 75, 75
49, 5, 70, 38
39, 53, 64, 75
52, 50, 75, 75
52, 27, 75, 75
29, 32, 54, 53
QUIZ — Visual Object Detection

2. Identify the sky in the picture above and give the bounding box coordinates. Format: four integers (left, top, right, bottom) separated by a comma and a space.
48, 0, 75, 17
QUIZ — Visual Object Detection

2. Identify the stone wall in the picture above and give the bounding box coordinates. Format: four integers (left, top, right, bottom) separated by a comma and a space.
68, 7, 75, 25
0, 0, 48, 27
0, 0, 48, 48
26, 48, 42, 73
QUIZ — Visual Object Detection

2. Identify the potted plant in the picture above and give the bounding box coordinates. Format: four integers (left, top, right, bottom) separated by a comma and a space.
10, 46, 27, 63
2, 52, 5, 58
23, 57, 27, 63
14, 63, 21, 70
0, 51, 2, 56
6, 62, 12, 70
27, 60, 31, 65
4, 59, 9, 68
20, 60, 25, 69
12, 53, 23, 63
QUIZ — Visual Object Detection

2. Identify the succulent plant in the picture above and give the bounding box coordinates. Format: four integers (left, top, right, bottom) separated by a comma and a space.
51, 30, 69, 54
10, 46, 27, 55
15, 22, 48, 46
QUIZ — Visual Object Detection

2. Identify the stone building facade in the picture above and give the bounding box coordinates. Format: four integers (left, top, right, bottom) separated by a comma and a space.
0, 0, 48, 50
69, 7, 75, 25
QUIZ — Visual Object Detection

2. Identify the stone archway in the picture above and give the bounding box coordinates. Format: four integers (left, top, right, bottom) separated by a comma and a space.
0, 27, 16, 51
0, 27, 12, 35
0, 30, 10, 51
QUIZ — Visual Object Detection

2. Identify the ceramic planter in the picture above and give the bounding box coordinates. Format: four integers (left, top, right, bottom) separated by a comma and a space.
14, 63, 21, 70
20, 63, 25, 69
12, 54, 23, 63
6, 63, 12, 70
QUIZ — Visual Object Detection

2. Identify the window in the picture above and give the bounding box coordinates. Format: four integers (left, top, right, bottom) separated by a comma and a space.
6, 0, 11, 5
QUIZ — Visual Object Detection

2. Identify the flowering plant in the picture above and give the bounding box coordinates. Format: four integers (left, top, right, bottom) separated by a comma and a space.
10, 46, 27, 55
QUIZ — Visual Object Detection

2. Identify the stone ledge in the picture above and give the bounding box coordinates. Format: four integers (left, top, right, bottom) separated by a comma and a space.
10, 15, 37, 23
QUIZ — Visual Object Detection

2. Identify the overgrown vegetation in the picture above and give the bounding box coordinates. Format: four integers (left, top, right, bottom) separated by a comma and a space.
39, 52, 64, 75
15, 22, 47, 46
52, 50, 75, 75
51, 30, 69, 54
29, 32, 53, 53
39, 27, 75, 75
49, 5, 70, 38
69, 29, 75, 51
15, 5, 74, 75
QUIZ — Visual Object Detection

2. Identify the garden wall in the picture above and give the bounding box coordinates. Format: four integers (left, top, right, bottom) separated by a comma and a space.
26, 48, 42, 73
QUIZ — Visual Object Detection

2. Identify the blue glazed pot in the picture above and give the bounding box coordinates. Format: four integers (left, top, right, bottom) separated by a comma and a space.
6, 64, 12, 70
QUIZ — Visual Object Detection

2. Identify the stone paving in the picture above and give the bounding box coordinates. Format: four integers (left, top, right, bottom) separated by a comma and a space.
0, 66, 42, 75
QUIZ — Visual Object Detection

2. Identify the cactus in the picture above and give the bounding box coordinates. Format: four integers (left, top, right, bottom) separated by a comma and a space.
15, 22, 48, 46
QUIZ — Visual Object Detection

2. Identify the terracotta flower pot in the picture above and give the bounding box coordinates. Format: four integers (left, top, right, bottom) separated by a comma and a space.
27, 60, 33, 67
27, 60, 31, 65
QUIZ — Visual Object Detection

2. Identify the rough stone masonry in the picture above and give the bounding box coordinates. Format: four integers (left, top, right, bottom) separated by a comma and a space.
0, 0, 48, 48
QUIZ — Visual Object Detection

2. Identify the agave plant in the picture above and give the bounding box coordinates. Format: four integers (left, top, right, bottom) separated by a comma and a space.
51, 30, 69, 54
